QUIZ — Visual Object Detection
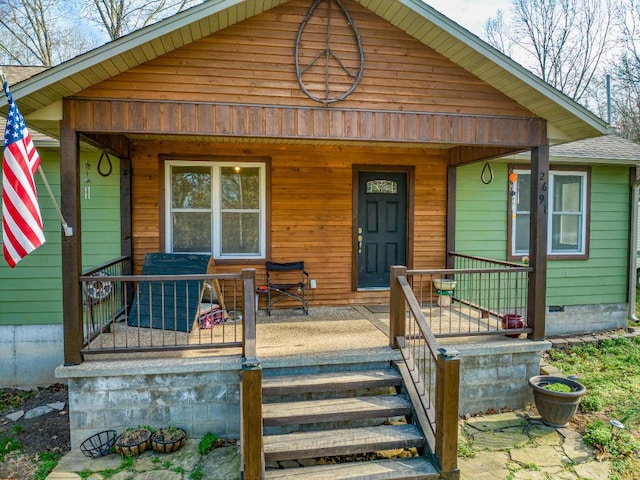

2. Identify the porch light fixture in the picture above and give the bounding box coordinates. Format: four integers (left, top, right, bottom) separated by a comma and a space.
234, 166, 241, 173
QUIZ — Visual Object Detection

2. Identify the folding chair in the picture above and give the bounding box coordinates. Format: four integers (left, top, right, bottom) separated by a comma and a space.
263, 261, 309, 316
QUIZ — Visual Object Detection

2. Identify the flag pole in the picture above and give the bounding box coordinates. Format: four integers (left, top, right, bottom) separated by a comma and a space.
1, 68, 73, 237
37, 167, 73, 236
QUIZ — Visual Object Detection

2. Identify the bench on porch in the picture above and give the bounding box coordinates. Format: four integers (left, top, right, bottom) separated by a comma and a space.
127, 253, 227, 332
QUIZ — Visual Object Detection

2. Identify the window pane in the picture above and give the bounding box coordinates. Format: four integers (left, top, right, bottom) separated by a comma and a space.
515, 213, 530, 253
221, 212, 259, 254
553, 175, 582, 212
172, 212, 211, 252
221, 167, 260, 210
172, 166, 211, 209
551, 214, 580, 251
516, 173, 531, 212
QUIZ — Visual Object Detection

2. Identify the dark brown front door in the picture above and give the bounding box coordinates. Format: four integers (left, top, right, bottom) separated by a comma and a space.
356, 171, 407, 289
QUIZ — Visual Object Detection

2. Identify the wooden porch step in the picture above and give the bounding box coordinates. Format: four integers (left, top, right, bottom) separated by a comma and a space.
263, 395, 412, 426
264, 424, 425, 462
263, 368, 402, 396
265, 457, 439, 479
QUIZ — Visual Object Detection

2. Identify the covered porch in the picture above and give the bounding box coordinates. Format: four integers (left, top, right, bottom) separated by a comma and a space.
58, 267, 550, 479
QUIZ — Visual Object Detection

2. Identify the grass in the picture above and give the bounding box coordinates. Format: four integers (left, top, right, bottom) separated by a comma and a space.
546, 336, 640, 479
33, 451, 63, 480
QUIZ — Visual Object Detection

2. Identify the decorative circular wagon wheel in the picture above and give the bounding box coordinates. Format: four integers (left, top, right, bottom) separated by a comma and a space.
86, 271, 113, 303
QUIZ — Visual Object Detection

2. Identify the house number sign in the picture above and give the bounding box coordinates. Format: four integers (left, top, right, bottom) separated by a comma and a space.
295, 0, 365, 104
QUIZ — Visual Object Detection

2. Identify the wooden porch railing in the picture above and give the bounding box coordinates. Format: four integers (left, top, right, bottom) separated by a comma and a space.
79, 258, 248, 354
408, 254, 533, 338
390, 265, 460, 479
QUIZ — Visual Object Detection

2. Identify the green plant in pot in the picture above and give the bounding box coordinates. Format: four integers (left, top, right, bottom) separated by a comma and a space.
114, 427, 152, 456
151, 426, 187, 453
529, 375, 587, 427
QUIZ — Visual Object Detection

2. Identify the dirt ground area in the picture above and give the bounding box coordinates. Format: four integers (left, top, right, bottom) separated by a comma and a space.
0, 384, 70, 480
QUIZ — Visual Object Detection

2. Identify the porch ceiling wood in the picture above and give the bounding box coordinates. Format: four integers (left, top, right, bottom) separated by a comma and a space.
67, 99, 546, 150
1, 0, 608, 144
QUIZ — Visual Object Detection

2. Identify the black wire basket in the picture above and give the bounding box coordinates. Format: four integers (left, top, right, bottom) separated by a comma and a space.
80, 430, 117, 458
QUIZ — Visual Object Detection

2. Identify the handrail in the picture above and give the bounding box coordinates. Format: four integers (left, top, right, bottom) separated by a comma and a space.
82, 255, 130, 276
390, 266, 460, 479
407, 266, 531, 275
79, 273, 242, 282
397, 275, 440, 358
449, 252, 528, 268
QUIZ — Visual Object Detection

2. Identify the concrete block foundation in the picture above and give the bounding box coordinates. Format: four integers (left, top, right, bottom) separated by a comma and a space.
56, 339, 550, 448
451, 338, 551, 415
56, 355, 242, 449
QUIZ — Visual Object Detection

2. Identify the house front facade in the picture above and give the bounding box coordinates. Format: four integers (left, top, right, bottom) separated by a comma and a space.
1, 0, 609, 384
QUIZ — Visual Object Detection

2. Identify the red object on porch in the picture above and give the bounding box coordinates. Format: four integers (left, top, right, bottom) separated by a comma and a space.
502, 314, 525, 338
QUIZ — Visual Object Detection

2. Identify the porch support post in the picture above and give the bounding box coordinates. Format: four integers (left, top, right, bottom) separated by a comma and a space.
389, 265, 407, 348
240, 269, 264, 479
528, 144, 549, 340
446, 166, 457, 269
120, 156, 132, 270
60, 116, 83, 365
435, 347, 461, 480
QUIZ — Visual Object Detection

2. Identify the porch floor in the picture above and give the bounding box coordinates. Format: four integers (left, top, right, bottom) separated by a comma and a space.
84, 304, 520, 360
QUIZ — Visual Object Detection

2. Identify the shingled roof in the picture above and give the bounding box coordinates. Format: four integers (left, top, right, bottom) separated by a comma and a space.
1, 66, 58, 147
550, 135, 640, 162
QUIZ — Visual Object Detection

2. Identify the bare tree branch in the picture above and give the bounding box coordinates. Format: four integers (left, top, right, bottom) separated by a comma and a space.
0, 0, 93, 66
612, 0, 640, 141
484, 0, 616, 105
82, 0, 201, 40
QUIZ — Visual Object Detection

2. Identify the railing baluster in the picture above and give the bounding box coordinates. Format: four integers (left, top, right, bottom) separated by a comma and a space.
79, 257, 245, 355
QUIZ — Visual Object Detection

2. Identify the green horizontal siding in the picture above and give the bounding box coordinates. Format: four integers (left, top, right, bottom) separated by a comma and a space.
455, 163, 631, 306
455, 163, 509, 260
0, 150, 122, 326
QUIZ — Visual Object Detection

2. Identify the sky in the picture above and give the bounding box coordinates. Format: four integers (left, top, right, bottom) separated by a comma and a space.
424, 0, 512, 37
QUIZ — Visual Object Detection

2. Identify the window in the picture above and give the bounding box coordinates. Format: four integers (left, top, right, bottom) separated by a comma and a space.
166, 161, 266, 259
510, 168, 588, 258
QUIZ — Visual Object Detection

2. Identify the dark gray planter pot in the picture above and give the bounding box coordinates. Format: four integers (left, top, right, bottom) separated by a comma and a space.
529, 375, 587, 427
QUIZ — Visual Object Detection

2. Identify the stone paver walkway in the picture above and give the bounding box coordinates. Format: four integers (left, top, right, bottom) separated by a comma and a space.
47, 440, 239, 479
459, 412, 610, 480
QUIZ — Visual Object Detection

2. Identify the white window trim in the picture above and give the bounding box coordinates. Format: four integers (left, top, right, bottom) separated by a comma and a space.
165, 160, 266, 259
512, 168, 588, 257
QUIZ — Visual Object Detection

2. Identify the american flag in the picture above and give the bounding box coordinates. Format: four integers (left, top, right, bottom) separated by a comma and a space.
2, 77, 45, 268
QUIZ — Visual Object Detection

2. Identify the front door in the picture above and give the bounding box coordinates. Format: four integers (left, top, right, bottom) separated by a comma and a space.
356, 171, 407, 289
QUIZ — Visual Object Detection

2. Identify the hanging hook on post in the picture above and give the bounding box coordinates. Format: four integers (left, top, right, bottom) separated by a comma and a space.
481, 162, 494, 185
97, 152, 113, 177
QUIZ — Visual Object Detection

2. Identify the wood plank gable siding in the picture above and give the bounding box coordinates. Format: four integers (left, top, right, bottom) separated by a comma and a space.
130, 140, 447, 306
68, 0, 540, 145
